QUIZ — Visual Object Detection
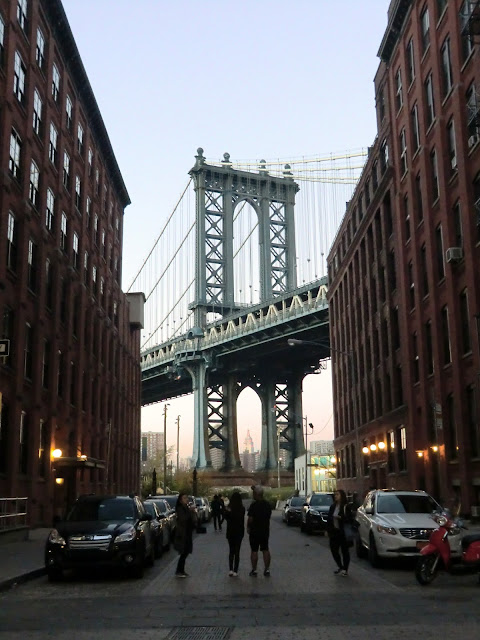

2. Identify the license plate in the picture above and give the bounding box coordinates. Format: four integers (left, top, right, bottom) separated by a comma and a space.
416, 541, 428, 550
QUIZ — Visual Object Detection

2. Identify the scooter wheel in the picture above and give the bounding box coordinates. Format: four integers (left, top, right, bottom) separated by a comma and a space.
415, 555, 438, 585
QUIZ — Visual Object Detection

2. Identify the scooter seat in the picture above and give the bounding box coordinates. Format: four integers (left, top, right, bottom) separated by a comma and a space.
461, 533, 480, 550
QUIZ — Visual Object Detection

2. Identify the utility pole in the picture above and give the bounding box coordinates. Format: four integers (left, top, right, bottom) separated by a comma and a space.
163, 403, 169, 494
176, 415, 181, 473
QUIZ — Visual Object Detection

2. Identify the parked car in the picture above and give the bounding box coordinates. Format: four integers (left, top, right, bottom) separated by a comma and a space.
203, 497, 212, 521
143, 500, 170, 557
162, 495, 180, 511
355, 489, 463, 567
147, 497, 177, 538
45, 494, 154, 581
301, 492, 334, 534
195, 497, 210, 523
283, 495, 306, 526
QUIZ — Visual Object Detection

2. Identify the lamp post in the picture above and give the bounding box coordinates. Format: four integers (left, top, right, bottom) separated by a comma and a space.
176, 415, 181, 473
163, 403, 170, 494
287, 338, 361, 493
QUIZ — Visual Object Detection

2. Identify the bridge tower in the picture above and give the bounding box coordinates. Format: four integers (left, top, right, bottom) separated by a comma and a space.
187, 148, 306, 472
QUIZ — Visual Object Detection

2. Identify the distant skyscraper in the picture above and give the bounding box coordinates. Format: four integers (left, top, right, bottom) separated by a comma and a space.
244, 430, 254, 454
310, 440, 334, 455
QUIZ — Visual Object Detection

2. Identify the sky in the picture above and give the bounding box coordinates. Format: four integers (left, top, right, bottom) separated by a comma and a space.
61, 0, 391, 461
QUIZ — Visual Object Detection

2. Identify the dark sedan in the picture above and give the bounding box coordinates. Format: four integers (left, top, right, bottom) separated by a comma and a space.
45, 494, 154, 580
283, 496, 306, 526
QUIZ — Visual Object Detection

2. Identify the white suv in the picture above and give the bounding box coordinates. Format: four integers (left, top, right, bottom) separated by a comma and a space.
355, 489, 462, 567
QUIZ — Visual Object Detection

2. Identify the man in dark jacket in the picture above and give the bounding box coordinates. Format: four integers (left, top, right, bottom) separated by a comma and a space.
211, 494, 223, 531
247, 485, 272, 576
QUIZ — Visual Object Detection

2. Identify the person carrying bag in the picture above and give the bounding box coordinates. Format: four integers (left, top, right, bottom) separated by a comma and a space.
326, 489, 355, 577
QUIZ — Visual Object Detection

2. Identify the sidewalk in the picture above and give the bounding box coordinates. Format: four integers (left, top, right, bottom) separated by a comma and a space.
0, 528, 50, 592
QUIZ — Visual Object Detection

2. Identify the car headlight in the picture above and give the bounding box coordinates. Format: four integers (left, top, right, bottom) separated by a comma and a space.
48, 529, 66, 545
376, 524, 397, 535
115, 526, 136, 543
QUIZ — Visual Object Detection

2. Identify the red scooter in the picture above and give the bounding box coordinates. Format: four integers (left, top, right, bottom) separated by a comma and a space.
415, 512, 480, 585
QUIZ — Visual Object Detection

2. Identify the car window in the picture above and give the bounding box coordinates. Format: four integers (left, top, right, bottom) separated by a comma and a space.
68, 498, 135, 522
144, 502, 158, 517
163, 496, 178, 508
309, 494, 333, 506
155, 500, 167, 513
195, 498, 202, 506
290, 497, 305, 506
377, 494, 438, 514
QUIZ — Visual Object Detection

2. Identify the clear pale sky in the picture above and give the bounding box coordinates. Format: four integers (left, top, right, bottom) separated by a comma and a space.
61, 0, 390, 460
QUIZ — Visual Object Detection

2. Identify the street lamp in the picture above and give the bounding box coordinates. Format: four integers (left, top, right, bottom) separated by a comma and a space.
163, 403, 170, 494
287, 337, 361, 491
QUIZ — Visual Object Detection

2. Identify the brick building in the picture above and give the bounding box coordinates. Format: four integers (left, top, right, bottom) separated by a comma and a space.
0, 0, 144, 526
327, 0, 480, 516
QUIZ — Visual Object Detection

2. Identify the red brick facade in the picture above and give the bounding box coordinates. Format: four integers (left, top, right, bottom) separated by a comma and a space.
0, 0, 142, 526
328, 0, 480, 515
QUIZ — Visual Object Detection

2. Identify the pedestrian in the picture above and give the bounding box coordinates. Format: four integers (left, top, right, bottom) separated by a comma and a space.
218, 493, 226, 527
222, 491, 245, 577
247, 485, 272, 577
174, 492, 197, 577
211, 494, 223, 531
327, 488, 353, 576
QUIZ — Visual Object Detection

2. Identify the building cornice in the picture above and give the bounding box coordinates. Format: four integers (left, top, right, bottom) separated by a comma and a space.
377, 0, 412, 63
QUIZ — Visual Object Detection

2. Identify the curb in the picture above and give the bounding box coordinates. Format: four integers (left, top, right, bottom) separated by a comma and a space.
0, 568, 46, 593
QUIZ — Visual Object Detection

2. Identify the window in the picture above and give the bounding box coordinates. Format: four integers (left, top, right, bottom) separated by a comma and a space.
77, 123, 84, 155
435, 224, 445, 280
49, 123, 58, 165
94, 214, 99, 244
437, 0, 447, 18
421, 7, 430, 53
45, 188, 55, 231
380, 139, 389, 172
446, 394, 458, 460
17, 0, 28, 32
459, 289, 471, 353
430, 148, 439, 201
36, 27, 45, 70
72, 232, 79, 270
7, 212, 18, 272
19, 411, 28, 474
63, 151, 70, 189
9, 130, 22, 179
29, 160, 39, 207
52, 63, 60, 103
440, 37, 453, 98
446, 119, 457, 172
404, 194, 411, 241
88, 147, 93, 174
115, 216, 120, 240
395, 68, 403, 111
32, 89, 43, 136
473, 176, 480, 241
27, 239, 37, 292
460, 1, 474, 62
13, 51, 26, 104
408, 261, 415, 309
38, 419, 47, 476
41, 340, 50, 387
378, 85, 386, 122
65, 95, 73, 130
425, 320, 434, 375
420, 244, 429, 297
412, 332, 419, 382
453, 200, 463, 247
0, 14, 5, 68
75, 175, 82, 210
441, 306, 451, 365
92, 265, 97, 296
466, 83, 480, 143
398, 426, 407, 471
101, 229, 106, 259
84, 251, 89, 285
425, 74, 435, 127
415, 173, 424, 221
60, 212, 68, 252
86, 197, 91, 226
45, 259, 53, 310
406, 38, 415, 85
411, 104, 420, 152
400, 128, 407, 175
467, 385, 479, 458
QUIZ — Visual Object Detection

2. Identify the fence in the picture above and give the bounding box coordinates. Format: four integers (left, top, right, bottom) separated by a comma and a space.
0, 497, 28, 531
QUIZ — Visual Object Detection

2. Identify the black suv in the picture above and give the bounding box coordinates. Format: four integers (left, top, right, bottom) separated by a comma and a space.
45, 494, 154, 581
301, 492, 334, 534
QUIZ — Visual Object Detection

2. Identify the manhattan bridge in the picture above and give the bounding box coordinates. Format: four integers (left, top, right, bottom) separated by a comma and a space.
128, 148, 367, 473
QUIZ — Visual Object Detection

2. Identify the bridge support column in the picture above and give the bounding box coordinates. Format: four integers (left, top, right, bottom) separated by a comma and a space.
223, 378, 241, 471
184, 361, 211, 469
258, 382, 279, 471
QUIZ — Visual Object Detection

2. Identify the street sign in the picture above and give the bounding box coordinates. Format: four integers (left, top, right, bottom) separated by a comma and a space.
0, 339, 10, 356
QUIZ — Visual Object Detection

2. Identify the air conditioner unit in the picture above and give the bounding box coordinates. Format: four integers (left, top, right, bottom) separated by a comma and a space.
468, 134, 479, 148
445, 247, 464, 263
